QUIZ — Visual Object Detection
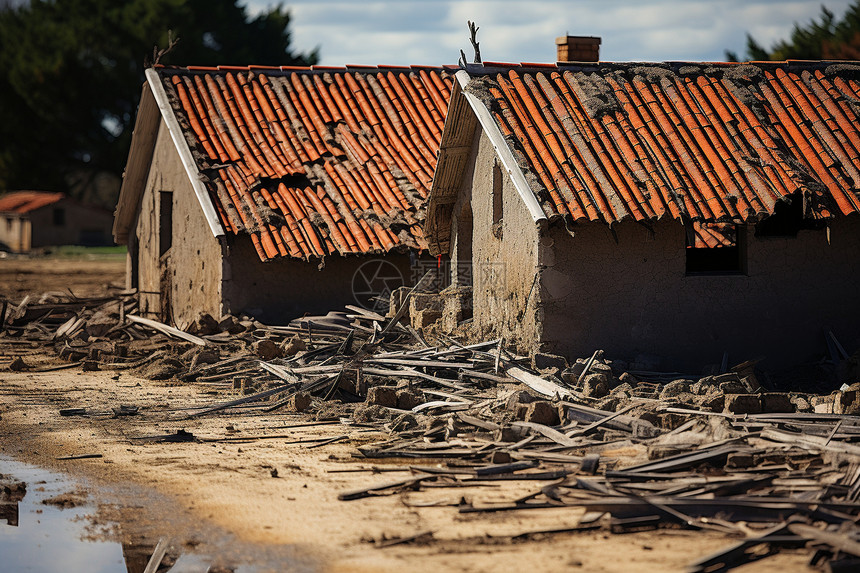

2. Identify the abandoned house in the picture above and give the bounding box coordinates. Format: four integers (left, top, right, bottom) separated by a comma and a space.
426, 43, 860, 370
114, 64, 454, 325
0, 191, 114, 253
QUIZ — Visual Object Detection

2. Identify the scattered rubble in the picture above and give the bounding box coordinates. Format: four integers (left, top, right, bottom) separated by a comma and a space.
2, 288, 860, 571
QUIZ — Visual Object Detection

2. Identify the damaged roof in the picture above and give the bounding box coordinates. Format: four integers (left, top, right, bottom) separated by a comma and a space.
123, 65, 454, 262
427, 61, 860, 253
0, 191, 65, 214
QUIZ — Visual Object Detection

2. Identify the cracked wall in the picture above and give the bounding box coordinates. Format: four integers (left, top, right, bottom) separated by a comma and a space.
449, 129, 542, 349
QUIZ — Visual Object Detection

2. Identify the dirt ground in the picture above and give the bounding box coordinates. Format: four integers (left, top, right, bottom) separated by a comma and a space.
0, 258, 814, 572
0, 255, 125, 299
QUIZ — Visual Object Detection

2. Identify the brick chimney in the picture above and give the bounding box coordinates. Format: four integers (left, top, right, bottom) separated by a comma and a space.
556, 35, 601, 62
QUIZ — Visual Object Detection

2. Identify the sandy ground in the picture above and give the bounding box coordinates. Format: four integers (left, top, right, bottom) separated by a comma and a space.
0, 256, 126, 299
0, 369, 815, 573
0, 258, 814, 572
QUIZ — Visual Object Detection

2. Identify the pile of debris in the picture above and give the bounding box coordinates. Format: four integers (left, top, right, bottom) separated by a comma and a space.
3, 288, 860, 571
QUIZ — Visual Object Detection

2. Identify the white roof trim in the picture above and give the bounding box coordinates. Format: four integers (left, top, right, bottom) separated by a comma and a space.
145, 68, 224, 238
455, 70, 547, 224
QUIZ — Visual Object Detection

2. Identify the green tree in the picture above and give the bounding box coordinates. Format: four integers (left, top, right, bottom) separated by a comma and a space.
727, 2, 860, 61
0, 0, 318, 207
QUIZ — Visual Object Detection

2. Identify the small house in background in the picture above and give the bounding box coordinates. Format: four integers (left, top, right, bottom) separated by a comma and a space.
426, 38, 860, 370
115, 64, 454, 326
0, 191, 114, 253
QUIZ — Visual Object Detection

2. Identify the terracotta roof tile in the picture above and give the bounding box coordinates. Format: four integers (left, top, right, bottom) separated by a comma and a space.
156, 66, 453, 261
0, 191, 65, 214
460, 62, 860, 226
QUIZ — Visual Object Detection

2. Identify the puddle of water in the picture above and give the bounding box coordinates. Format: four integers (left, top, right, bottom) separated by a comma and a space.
0, 457, 304, 573
0, 456, 126, 573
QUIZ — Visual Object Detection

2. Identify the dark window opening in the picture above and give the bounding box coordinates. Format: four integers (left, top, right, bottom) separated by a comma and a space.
130, 237, 139, 290
456, 202, 474, 321
159, 191, 173, 257
755, 195, 822, 237
491, 161, 503, 238
685, 222, 746, 275
52, 208, 65, 226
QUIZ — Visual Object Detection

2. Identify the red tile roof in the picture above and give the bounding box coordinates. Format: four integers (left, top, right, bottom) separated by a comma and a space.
0, 191, 65, 214
154, 65, 454, 261
459, 61, 860, 227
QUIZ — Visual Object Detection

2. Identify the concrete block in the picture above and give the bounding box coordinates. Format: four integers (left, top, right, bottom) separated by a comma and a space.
85, 318, 115, 338
189, 313, 219, 336
495, 425, 529, 442
252, 339, 283, 361
524, 401, 560, 426
533, 352, 568, 371
218, 315, 245, 334
505, 389, 535, 411
560, 363, 585, 385
409, 292, 442, 313
280, 334, 307, 356
838, 383, 860, 414
595, 396, 620, 412
410, 308, 441, 330
813, 397, 835, 414
288, 392, 312, 412
366, 386, 397, 408
582, 373, 609, 398
723, 394, 762, 414
790, 395, 812, 412
659, 380, 691, 400
439, 286, 472, 331
190, 348, 219, 370
396, 389, 422, 410
718, 380, 748, 394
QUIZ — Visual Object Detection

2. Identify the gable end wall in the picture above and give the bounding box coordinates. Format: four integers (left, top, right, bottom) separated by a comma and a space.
134, 120, 223, 325
451, 130, 542, 349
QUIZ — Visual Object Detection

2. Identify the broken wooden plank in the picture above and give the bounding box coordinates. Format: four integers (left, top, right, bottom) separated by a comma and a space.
787, 523, 860, 557
506, 366, 574, 400
338, 475, 434, 501
127, 314, 207, 346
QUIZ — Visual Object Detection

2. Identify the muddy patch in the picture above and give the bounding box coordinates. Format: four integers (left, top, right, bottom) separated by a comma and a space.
0, 456, 317, 573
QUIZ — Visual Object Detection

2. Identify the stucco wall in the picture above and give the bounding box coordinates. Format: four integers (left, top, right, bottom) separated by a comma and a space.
28, 199, 113, 248
539, 216, 860, 370
449, 130, 542, 348
1, 201, 112, 253
0, 215, 29, 252
222, 236, 418, 323
132, 120, 223, 325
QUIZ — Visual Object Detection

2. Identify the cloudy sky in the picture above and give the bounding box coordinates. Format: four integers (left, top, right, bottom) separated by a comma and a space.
245, 0, 856, 65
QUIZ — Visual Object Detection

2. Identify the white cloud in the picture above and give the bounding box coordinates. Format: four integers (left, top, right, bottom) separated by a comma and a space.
243, 0, 857, 65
